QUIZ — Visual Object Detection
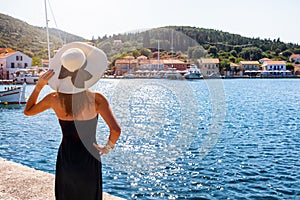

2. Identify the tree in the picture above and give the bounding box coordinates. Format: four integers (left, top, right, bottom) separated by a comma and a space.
286, 63, 294, 71
187, 47, 194, 58
220, 59, 230, 75
188, 46, 206, 59
282, 50, 292, 58
141, 48, 152, 58
230, 50, 237, 57
228, 56, 236, 63
32, 57, 41, 67
208, 46, 218, 57
132, 49, 141, 58
218, 50, 229, 59
293, 49, 300, 54
220, 59, 230, 68
98, 42, 112, 54
240, 47, 263, 60
233, 46, 242, 54
143, 31, 151, 48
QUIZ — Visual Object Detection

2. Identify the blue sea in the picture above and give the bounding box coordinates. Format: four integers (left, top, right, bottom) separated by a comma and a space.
0, 78, 299, 199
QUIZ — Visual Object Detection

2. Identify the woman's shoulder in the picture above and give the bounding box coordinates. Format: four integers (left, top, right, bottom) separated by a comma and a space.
88, 91, 108, 106
41, 92, 59, 106
87, 91, 105, 99
45, 91, 59, 99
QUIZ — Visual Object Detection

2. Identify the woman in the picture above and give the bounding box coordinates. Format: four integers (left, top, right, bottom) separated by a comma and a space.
24, 42, 121, 200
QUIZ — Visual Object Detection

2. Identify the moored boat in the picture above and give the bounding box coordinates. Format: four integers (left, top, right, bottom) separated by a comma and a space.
184, 65, 203, 79
164, 68, 184, 80
0, 83, 26, 104
14, 68, 46, 84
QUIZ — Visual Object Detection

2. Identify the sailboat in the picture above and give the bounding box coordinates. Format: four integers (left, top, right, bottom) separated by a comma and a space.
0, 0, 52, 105
164, 30, 183, 80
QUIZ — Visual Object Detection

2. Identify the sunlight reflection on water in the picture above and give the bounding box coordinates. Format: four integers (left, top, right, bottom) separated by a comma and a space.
1, 79, 299, 199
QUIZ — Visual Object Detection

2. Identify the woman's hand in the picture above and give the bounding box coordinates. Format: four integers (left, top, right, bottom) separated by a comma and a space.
24, 69, 55, 116
36, 69, 54, 89
93, 142, 113, 156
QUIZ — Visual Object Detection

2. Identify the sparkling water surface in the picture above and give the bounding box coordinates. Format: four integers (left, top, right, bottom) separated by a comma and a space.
0, 79, 299, 199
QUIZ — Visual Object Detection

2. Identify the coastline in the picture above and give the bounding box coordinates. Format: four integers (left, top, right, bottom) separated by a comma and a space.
1, 75, 300, 85
0, 157, 124, 200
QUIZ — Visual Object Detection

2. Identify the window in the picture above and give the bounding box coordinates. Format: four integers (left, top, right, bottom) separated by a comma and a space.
16, 56, 19, 61
20, 56, 23, 61
11, 63, 15, 68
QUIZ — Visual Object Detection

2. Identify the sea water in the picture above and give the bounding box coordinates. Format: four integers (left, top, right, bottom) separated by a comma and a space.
0, 79, 299, 199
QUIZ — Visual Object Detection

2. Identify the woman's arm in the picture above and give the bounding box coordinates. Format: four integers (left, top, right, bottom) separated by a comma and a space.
93, 92, 121, 155
24, 70, 55, 116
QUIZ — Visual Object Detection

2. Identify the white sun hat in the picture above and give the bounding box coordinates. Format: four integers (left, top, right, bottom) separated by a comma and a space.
48, 42, 107, 94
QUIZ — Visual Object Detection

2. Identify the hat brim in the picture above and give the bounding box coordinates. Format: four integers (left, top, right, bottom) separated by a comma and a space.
48, 42, 107, 94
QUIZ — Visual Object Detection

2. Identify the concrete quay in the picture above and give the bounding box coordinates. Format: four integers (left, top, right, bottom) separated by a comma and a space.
0, 157, 125, 200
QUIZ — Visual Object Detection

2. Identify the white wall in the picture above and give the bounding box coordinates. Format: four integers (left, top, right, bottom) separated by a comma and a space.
5, 52, 32, 79
6, 51, 32, 69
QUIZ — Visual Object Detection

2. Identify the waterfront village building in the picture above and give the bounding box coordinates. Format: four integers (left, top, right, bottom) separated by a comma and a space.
261, 60, 288, 76
0, 48, 32, 80
114, 55, 190, 76
239, 61, 260, 71
198, 58, 220, 77
294, 64, 300, 75
226, 62, 241, 77
114, 56, 137, 76
289, 53, 300, 63
239, 61, 260, 76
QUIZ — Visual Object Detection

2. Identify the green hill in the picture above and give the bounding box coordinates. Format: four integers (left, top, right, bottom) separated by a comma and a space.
93, 26, 300, 67
0, 13, 86, 59
1, 13, 300, 68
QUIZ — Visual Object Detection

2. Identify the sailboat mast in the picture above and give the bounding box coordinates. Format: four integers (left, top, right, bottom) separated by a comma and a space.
44, 0, 51, 66
171, 29, 174, 69
158, 40, 160, 70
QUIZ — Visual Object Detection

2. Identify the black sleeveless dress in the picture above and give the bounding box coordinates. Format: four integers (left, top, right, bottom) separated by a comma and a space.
55, 116, 102, 200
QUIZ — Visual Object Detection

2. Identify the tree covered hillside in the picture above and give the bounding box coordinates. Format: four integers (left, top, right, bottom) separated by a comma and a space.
1, 13, 300, 69
0, 13, 85, 59
172, 26, 300, 63
93, 26, 300, 68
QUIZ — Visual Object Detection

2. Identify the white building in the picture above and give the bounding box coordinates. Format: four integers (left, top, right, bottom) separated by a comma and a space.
262, 60, 288, 76
198, 58, 220, 77
0, 48, 32, 79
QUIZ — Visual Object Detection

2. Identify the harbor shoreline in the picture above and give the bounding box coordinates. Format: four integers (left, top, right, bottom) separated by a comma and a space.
0, 157, 124, 200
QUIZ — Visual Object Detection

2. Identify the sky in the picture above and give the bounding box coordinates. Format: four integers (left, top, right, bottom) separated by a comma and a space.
1, 0, 300, 44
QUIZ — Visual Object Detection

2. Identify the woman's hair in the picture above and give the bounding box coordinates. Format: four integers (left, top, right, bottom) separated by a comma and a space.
58, 91, 92, 117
